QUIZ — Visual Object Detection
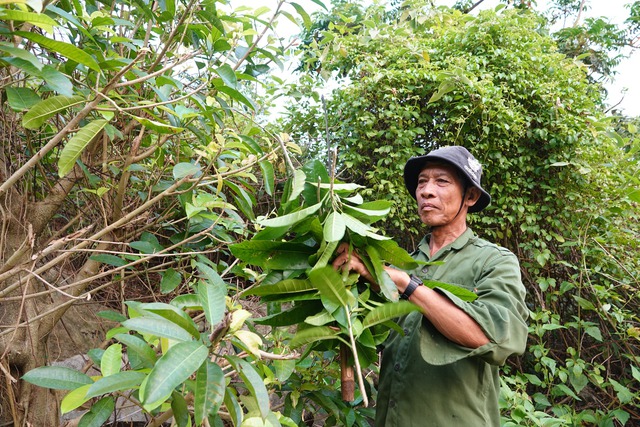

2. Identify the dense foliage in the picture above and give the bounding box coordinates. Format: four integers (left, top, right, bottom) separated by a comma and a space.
1, 0, 639, 425
284, 0, 640, 425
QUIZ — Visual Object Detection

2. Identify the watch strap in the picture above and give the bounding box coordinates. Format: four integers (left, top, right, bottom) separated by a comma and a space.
400, 275, 422, 300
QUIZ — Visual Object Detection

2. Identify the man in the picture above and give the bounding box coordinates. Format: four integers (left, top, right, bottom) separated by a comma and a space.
332, 146, 529, 426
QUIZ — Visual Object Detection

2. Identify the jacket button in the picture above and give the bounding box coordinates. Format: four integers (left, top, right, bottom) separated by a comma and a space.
394, 363, 401, 371
422, 266, 429, 273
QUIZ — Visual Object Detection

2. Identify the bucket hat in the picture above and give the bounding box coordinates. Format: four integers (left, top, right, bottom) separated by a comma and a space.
403, 146, 491, 213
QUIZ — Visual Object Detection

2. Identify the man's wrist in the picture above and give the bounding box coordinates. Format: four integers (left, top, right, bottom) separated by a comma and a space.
400, 275, 422, 300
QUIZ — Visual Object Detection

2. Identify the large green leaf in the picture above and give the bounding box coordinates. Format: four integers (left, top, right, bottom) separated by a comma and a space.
16, 31, 100, 72
61, 384, 92, 414
122, 316, 194, 342
0, 43, 44, 71
243, 278, 315, 297
100, 343, 122, 377
253, 301, 323, 327
364, 245, 398, 302
0, 10, 57, 33
362, 301, 420, 329
78, 396, 115, 427
22, 94, 85, 129
369, 239, 419, 270
323, 211, 346, 242
289, 326, 342, 348
229, 240, 315, 270
138, 302, 200, 339
308, 266, 350, 308
5, 87, 40, 111
58, 119, 109, 177
288, 169, 307, 202
114, 334, 157, 369
215, 64, 237, 89
143, 341, 209, 404
226, 356, 270, 420
342, 213, 389, 241
85, 371, 146, 399
257, 202, 322, 228
196, 262, 227, 328
259, 160, 275, 196
426, 280, 478, 302
22, 366, 93, 390
194, 361, 225, 424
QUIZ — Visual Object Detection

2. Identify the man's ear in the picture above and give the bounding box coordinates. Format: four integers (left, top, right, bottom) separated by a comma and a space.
465, 187, 481, 207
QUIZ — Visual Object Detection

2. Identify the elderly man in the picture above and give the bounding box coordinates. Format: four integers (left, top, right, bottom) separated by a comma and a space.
333, 146, 529, 426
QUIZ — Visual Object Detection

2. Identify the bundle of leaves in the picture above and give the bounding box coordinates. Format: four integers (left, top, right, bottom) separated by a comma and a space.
230, 160, 477, 406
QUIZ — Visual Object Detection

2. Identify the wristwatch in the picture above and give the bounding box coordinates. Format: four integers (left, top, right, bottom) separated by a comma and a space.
400, 275, 422, 300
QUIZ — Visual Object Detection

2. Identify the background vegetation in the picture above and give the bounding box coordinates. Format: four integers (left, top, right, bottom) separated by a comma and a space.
0, 0, 638, 426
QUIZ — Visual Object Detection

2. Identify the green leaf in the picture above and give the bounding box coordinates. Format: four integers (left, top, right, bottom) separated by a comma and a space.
16, 31, 100, 72
216, 85, 256, 111
0, 43, 44, 71
171, 392, 190, 427
194, 361, 225, 425
308, 266, 350, 308
290, 2, 312, 29
257, 202, 322, 228
61, 384, 92, 414
362, 301, 419, 329
259, 160, 275, 196
196, 262, 227, 328
428, 81, 455, 104
253, 301, 323, 327
22, 366, 93, 390
89, 254, 127, 267
85, 371, 146, 399
133, 116, 185, 134
39, 65, 73, 96
0, 10, 57, 33
215, 64, 237, 89
138, 302, 201, 339
78, 396, 115, 427
5, 87, 40, 111
369, 239, 418, 270
229, 240, 315, 270
160, 268, 182, 293
58, 119, 108, 177
226, 356, 270, 420
114, 334, 157, 369
224, 386, 243, 427
173, 162, 201, 179
243, 278, 315, 297
100, 343, 122, 377
122, 316, 194, 342
290, 326, 341, 348
426, 280, 478, 302
364, 245, 397, 301
288, 169, 306, 202
342, 213, 389, 240
323, 212, 346, 242
143, 341, 209, 404
22, 95, 85, 129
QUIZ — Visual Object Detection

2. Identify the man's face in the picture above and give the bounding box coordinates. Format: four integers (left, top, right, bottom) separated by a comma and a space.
415, 162, 468, 227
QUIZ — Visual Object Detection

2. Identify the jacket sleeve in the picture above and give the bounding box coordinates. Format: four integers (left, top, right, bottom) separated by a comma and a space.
419, 248, 529, 366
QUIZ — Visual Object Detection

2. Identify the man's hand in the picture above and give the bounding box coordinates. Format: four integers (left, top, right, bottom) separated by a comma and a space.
331, 242, 376, 284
